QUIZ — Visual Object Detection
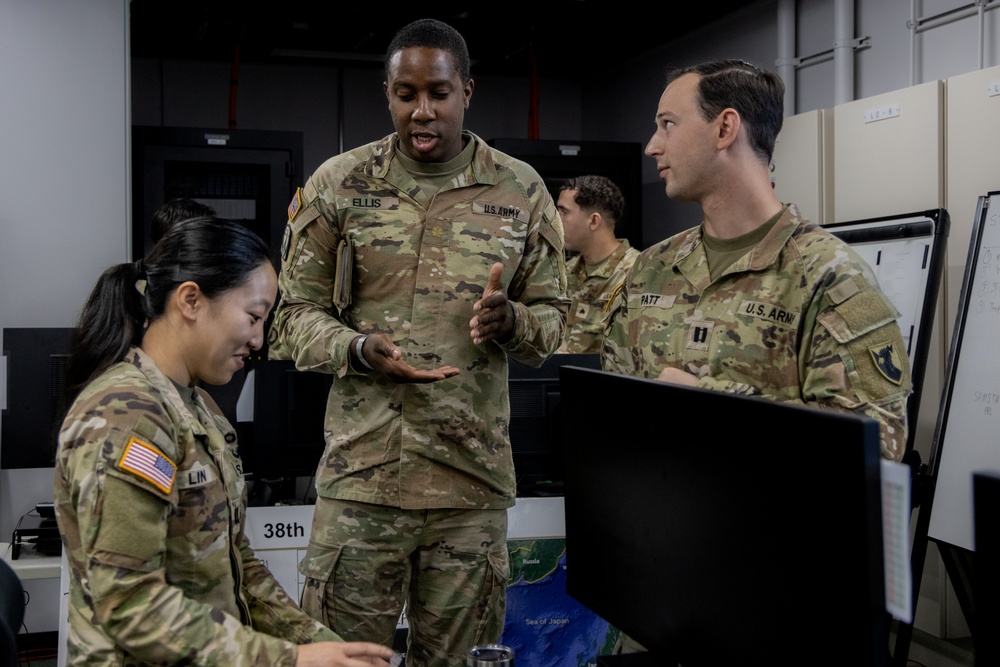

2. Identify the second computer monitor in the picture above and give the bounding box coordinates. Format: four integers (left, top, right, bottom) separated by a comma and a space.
561, 366, 887, 666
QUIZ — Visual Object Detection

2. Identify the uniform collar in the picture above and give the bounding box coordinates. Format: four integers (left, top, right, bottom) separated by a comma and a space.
124, 346, 217, 439
367, 130, 499, 186
674, 204, 801, 273
586, 239, 633, 279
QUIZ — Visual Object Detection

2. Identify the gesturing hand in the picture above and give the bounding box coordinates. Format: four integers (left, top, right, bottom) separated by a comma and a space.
358, 334, 460, 383
295, 641, 395, 667
470, 262, 515, 345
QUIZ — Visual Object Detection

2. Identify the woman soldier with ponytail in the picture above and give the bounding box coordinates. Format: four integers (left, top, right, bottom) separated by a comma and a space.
54, 217, 392, 667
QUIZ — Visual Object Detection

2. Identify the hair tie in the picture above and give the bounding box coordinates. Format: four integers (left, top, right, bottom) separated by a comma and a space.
134, 258, 147, 295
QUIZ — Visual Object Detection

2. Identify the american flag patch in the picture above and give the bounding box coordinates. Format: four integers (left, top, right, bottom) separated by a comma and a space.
287, 187, 302, 221
118, 438, 176, 494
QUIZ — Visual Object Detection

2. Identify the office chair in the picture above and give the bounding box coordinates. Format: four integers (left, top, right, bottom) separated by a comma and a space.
0, 557, 25, 667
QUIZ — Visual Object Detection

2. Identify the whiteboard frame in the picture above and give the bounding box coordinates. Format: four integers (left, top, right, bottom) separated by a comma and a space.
925, 193, 997, 551
890, 199, 991, 665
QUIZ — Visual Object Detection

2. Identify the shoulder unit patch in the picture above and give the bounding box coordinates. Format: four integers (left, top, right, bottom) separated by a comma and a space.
869, 341, 904, 385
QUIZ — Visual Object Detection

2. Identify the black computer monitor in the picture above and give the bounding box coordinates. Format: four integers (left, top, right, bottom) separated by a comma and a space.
560, 366, 887, 666
241, 359, 331, 504
242, 353, 602, 505
508, 353, 600, 496
1, 327, 75, 469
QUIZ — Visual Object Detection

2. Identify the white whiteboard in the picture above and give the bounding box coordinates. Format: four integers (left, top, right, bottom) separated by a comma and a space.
928, 192, 1000, 551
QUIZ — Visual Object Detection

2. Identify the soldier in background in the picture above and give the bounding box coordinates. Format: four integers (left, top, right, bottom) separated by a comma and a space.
604, 58, 910, 460
555, 175, 640, 354
151, 197, 217, 242
54, 217, 393, 667
602, 57, 913, 656
267, 17, 568, 667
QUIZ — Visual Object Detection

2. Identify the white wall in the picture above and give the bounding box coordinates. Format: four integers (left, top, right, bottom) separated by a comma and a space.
586, 0, 1000, 245
0, 0, 129, 544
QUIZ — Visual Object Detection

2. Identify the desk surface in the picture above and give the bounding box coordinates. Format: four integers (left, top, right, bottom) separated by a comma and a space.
1, 541, 61, 580
0, 497, 565, 582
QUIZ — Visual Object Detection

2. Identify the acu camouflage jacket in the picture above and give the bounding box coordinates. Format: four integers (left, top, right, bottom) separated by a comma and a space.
54, 347, 339, 666
558, 238, 641, 354
602, 204, 912, 461
269, 131, 569, 510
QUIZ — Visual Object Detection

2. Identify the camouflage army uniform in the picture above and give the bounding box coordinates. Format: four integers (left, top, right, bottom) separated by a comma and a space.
603, 204, 911, 461
269, 131, 568, 664
53, 347, 340, 666
557, 239, 641, 354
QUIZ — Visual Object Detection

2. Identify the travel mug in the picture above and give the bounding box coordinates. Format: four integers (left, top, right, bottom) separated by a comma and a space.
466, 643, 515, 667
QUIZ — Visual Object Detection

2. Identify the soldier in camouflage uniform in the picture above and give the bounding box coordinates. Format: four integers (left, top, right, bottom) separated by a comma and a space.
555, 175, 641, 354
605, 58, 912, 657
53, 218, 393, 667
605, 59, 911, 458
267, 18, 568, 667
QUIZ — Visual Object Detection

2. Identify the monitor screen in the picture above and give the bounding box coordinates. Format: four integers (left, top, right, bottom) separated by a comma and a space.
560, 366, 887, 666
1, 327, 75, 469
241, 353, 602, 504
242, 359, 331, 504
508, 353, 600, 496
0, 327, 271, 475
